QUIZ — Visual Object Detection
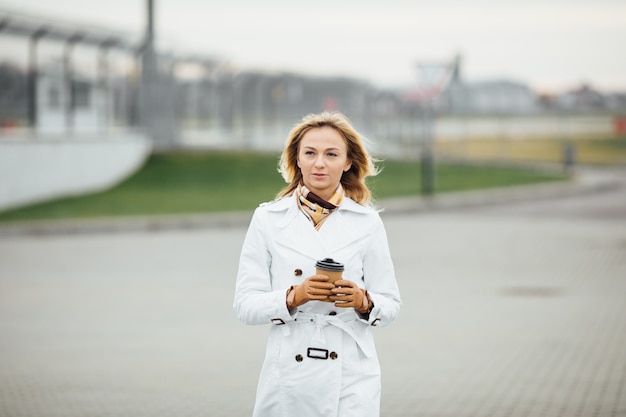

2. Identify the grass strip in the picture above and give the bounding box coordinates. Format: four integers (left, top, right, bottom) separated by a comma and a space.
0, 151, 567, 222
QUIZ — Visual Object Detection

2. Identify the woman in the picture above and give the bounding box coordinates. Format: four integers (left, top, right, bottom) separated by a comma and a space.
234, 111, 401, 417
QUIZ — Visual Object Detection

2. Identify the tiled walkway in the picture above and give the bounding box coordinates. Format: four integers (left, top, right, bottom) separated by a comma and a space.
0, 180, 625, 416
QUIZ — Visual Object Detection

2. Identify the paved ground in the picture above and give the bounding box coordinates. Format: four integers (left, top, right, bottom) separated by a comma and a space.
0, 168, 625, 416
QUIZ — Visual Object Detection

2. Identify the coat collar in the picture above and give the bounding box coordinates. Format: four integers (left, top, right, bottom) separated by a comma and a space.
265, 193, 371, 229
265, 194, 373, 260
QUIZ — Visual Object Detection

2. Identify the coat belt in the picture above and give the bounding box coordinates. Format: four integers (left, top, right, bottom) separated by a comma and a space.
284, 311, 373, 358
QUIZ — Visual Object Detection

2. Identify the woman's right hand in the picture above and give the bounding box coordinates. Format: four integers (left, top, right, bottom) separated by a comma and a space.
287, 275, 335, 309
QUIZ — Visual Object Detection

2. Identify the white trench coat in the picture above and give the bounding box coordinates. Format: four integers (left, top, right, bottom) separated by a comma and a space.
234, 194, 402, 417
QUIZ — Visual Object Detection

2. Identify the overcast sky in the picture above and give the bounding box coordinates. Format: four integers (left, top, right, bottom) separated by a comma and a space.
1, 0, 625, 92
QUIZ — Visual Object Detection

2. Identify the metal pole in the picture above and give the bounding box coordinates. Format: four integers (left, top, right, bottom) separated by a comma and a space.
140, 0, 179, 149
64, 33, 83, 136
140, 0, 158, 144
147, 0, 154, 40
99, 43, 111, 132
28, 28, 47, 130
420, 99, 435, 195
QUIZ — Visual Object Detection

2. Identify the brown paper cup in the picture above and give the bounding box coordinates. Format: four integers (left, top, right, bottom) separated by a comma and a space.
316, 268, 343, 284
315, 258, 344, 302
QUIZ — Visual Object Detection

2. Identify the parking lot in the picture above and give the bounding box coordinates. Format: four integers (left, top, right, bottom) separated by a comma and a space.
1, 170, 625, 416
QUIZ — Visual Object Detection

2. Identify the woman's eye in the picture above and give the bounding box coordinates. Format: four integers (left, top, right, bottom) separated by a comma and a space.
328, 153, 338, 157
305, 151, 314, 156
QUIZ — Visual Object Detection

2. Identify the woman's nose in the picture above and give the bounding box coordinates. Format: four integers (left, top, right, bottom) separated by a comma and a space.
314, 155, 325, 167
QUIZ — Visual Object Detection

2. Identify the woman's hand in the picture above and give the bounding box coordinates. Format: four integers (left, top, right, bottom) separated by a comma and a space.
330, 279, 371, 313
287, 275, 336, 309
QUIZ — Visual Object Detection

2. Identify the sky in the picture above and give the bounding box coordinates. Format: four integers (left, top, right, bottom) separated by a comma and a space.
1, 0, 625, 93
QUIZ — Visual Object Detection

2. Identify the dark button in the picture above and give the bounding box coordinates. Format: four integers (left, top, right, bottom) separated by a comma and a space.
294, 268, 303, 276
295, 354, 303, 362
330, 352, 338, 360
328, 311, 337, 316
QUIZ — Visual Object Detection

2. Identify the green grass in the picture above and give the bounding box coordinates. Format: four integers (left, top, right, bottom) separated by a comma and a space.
435, 136, 626, 165
0, 151, 568, 222
370, 161, 566, 199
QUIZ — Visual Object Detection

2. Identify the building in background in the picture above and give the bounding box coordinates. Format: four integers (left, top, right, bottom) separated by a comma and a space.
1, 8, 625, 149
445, 79, 540, 115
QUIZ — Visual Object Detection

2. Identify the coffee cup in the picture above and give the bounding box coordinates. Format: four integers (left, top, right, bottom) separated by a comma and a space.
315, 258, 344, 284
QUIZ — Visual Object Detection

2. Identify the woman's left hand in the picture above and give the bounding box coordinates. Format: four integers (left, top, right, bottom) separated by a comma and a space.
330, 280, 370, 312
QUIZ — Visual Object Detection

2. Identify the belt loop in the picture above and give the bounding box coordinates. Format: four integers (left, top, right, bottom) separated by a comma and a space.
271, 317, 291, 336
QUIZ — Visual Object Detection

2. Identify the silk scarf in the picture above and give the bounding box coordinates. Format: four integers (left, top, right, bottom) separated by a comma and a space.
296, 183, 344, 230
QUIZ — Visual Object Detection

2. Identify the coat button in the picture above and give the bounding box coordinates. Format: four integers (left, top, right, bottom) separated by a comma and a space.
294, 268, 303, 276
328, 311, 337, 316
295, 354, 303, 362
330, 352, 338, 360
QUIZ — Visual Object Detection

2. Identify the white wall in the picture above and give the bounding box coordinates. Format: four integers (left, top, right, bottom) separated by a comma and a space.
0, 133, 152, 212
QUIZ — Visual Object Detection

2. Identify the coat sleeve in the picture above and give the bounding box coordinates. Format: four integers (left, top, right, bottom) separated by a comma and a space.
233, 208, 293, 326
360, 214, 402, 327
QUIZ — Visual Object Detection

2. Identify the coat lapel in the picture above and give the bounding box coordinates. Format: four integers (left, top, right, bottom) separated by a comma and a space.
272, 195, 327, 260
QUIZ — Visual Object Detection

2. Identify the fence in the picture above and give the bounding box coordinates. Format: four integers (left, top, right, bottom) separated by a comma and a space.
1, 8, 625, 156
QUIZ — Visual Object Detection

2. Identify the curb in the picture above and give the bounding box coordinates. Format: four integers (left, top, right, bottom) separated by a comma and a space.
0, 168, 623, 237
0, 211, 254, 237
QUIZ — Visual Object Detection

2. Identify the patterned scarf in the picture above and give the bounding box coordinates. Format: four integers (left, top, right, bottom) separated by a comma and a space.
296, 183, 344, 230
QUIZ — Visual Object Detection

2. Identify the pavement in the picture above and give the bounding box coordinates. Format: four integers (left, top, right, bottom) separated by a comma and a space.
0, 166, 625, 416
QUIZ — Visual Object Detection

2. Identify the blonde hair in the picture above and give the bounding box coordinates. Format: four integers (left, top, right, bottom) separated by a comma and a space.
277, 111, 379, 205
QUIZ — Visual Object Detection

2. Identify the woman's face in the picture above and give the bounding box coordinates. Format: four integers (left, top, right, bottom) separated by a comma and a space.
297, 126, 352, 201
